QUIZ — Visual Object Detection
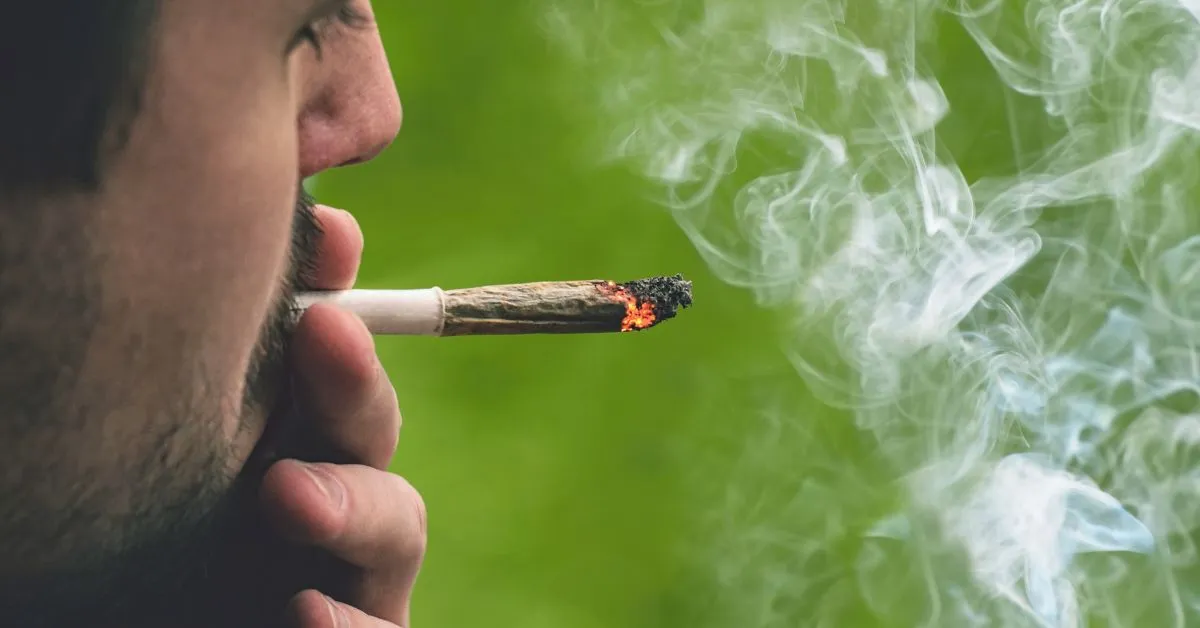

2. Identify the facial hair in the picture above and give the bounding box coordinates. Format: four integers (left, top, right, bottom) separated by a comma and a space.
0, 184, 352, 628
241, 184, 322, 433
168, 185, 365, 628
164, 184, 364, 627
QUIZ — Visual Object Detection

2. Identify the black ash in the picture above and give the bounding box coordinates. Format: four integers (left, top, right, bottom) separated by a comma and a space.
619, 273, 694, 323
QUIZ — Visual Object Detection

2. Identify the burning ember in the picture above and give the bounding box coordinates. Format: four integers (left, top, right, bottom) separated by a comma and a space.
623, 300, 656, 331
600, 274, 693, 332
603, 282, 657, 331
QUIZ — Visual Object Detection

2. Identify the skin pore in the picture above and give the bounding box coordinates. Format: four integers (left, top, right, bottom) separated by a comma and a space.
0, 0, 402, 625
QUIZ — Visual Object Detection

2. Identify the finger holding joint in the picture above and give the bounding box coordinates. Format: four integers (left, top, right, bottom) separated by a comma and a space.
293, 304, 403, 467
307, 204, 365, 291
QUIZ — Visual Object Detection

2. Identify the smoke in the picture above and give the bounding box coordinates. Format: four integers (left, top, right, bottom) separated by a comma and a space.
542, 0, 1200, 626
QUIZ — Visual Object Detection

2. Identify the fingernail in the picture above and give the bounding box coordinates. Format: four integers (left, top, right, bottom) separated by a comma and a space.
324, 594, 349, 628
298, 462, 345, 512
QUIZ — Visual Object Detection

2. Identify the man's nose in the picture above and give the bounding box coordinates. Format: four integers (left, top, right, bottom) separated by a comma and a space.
297, 29, 401, 178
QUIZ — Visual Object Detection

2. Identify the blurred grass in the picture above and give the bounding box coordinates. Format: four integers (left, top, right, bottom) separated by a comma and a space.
312, 2, 788, 627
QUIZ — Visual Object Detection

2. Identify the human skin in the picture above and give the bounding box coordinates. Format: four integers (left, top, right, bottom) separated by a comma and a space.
0, 0, 424, 626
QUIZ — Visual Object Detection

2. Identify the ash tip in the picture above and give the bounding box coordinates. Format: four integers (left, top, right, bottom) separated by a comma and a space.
619, 273, 694, 324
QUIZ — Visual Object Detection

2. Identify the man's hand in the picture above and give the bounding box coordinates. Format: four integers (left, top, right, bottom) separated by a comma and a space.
260, 205, 425, 627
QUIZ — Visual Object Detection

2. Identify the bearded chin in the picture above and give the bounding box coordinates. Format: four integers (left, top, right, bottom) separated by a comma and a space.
0, 185, 357, 628
205, 184, 363, 621
187, 380, 359, 628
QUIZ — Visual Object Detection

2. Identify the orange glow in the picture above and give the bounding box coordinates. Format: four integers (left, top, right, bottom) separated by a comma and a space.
601, 281, 657, 331
622, 300, 657, 331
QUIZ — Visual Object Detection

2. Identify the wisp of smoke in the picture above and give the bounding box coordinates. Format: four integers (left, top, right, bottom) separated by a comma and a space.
543, 0, 1200, 626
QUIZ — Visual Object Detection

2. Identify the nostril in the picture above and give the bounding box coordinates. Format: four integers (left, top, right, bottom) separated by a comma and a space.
337, 136, 391, 168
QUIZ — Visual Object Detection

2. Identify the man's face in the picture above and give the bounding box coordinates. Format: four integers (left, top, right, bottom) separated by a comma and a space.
0, 0, 400, 624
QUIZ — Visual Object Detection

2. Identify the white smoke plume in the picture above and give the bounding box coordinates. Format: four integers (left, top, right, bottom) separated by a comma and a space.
542, 0, 1200, 626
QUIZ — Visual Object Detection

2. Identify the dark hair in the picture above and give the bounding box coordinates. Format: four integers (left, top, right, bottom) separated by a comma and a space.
0, 1, 159, 195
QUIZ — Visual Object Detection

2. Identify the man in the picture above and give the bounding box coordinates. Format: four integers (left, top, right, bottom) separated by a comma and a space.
0, 1, 424, 626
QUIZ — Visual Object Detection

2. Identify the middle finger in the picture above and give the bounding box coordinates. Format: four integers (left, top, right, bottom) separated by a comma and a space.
292, 302, 401, 468
262, 460, 427, 623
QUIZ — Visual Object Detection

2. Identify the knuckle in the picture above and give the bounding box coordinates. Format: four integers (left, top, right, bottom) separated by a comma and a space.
384, 383, 401, 443
412, 484, 428, 539
390, 385, 402, 432
366, 385, 401, 465
339, 328, 381, 396
388, 474, 428, 557
355, 354, 385, 404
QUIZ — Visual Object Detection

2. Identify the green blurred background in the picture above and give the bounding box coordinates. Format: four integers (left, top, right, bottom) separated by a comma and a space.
311, 3, 1200, 627
311, 3, 789, 627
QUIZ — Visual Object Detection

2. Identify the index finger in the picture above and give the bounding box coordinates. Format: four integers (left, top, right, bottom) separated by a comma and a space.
307, 204, 364, 290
